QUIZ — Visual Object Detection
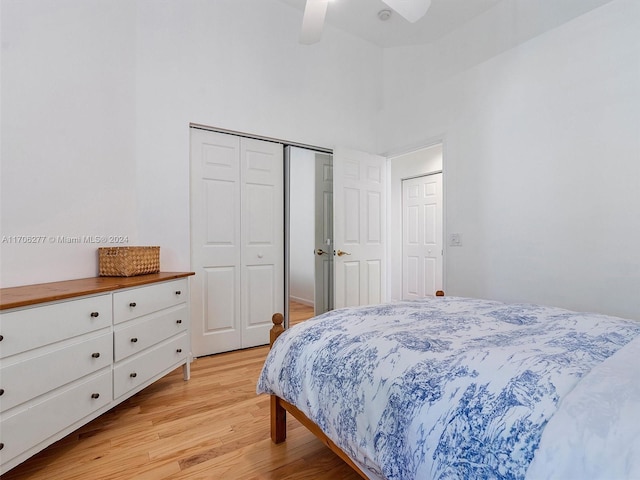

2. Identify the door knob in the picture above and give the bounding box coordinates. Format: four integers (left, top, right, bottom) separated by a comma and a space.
315, 248, 328, 256
336, 250, 351, 257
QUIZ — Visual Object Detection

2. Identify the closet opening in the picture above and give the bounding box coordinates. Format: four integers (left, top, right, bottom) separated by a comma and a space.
285, 146, 334, 329
189, 124, 332, 355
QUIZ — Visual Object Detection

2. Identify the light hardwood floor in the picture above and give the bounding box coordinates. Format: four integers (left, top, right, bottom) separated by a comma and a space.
288, 300, 315, 327
2, 302, 360, 480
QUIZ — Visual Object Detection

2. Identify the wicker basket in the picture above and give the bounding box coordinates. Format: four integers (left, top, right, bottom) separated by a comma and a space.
98, 246, 160, 277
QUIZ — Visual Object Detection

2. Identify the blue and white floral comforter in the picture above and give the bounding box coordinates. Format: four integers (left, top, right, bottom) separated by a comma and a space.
256, 297, 640, 480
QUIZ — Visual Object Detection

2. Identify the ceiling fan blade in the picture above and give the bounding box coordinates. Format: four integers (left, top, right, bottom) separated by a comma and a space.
299, 0, 329, 45
381, 0, 432, 23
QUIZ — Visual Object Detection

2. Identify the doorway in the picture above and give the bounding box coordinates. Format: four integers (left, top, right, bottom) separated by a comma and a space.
285, 147, 334, 328
388, 143, 444, 301
402, 173, 443, 299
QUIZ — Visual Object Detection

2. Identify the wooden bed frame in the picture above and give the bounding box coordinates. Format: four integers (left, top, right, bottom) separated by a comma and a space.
268, 291, 445, 479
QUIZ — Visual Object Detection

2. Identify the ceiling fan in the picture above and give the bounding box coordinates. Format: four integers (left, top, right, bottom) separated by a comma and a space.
299, 0, 432, 44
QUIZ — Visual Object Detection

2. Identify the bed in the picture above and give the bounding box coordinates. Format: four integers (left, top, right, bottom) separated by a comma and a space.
256, 295, 640, 480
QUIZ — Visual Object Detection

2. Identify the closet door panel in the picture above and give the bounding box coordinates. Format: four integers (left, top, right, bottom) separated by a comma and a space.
204, 266, 237, 332
205, 180, 237, 245
191, 129, 284, 356
241, 138, 284, 349
191, 129, 242, 356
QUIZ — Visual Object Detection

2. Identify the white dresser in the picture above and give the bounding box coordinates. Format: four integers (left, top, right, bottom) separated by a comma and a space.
0, 272, 194, 475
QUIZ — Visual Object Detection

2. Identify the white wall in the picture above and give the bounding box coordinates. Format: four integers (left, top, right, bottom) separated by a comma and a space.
380, 0, 615, 131
0, 0, 382, 287
133, 0, 382, 274
0, 0, 138, 286
380, 0, 640, 319
388, 144, 443, 302
289, 148, 315, 305
3, 0, 638, 322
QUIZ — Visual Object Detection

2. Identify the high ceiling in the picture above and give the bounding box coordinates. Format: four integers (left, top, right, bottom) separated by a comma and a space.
278, 0, 505, 48
277, 0, 614, 48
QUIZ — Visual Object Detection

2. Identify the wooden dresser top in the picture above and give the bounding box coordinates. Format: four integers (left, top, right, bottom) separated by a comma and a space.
0, 272, 195, 311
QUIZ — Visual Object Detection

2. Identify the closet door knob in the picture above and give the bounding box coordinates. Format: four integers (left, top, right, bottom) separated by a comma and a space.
175, 290, 181, 295
129, 302, 137, 307
91, 352, 101, 358
130, 337, 138, 343
176, 348, 182, 353
91, 393, 100, 399
130, 372, 137, 378
176, 319, 182, 324
90, 311, 99, 318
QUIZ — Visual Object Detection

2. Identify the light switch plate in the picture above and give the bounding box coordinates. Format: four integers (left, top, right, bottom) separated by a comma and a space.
449, 233, 462, 246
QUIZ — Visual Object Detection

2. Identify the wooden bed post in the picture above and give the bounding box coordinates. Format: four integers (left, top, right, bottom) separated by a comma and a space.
269, 313, 287, 443
269, 312, 284, 346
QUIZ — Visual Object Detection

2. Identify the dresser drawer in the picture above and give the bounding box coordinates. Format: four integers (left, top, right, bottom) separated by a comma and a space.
0, 332, 112, 413
0, 295, 112, 359
0, 370, 111, 467
113, 305, 187, 362
112, 279, 187, 324
113, 333, 188, 399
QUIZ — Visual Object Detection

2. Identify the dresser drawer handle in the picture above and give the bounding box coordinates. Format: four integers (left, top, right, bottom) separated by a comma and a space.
175, 290, 182, 295
0, 442, 4, 450
91, 393, 100, 399
176, 319, 182, 324
90, 311, 100, 318
0, 335, 3, 342
130, 372, 137, 378
129, 302, 137, 308
131, 337, 138, 343
91, 352, 101, 358
0, 388, 5, 396
176, 348, 182, 353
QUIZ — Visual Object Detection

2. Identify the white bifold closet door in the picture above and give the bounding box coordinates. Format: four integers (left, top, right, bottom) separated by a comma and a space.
190, 129, 284, 356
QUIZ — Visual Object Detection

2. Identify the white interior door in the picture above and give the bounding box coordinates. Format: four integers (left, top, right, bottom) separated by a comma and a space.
190, 129, 283, 356
314, 153, 333, 315
402, 173, 443, 299
190, 129, 241, 356
240, 138, 284, 348
333, 147, 386, 308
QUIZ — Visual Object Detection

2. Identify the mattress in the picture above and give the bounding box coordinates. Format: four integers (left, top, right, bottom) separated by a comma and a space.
257, 297, 640, 479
